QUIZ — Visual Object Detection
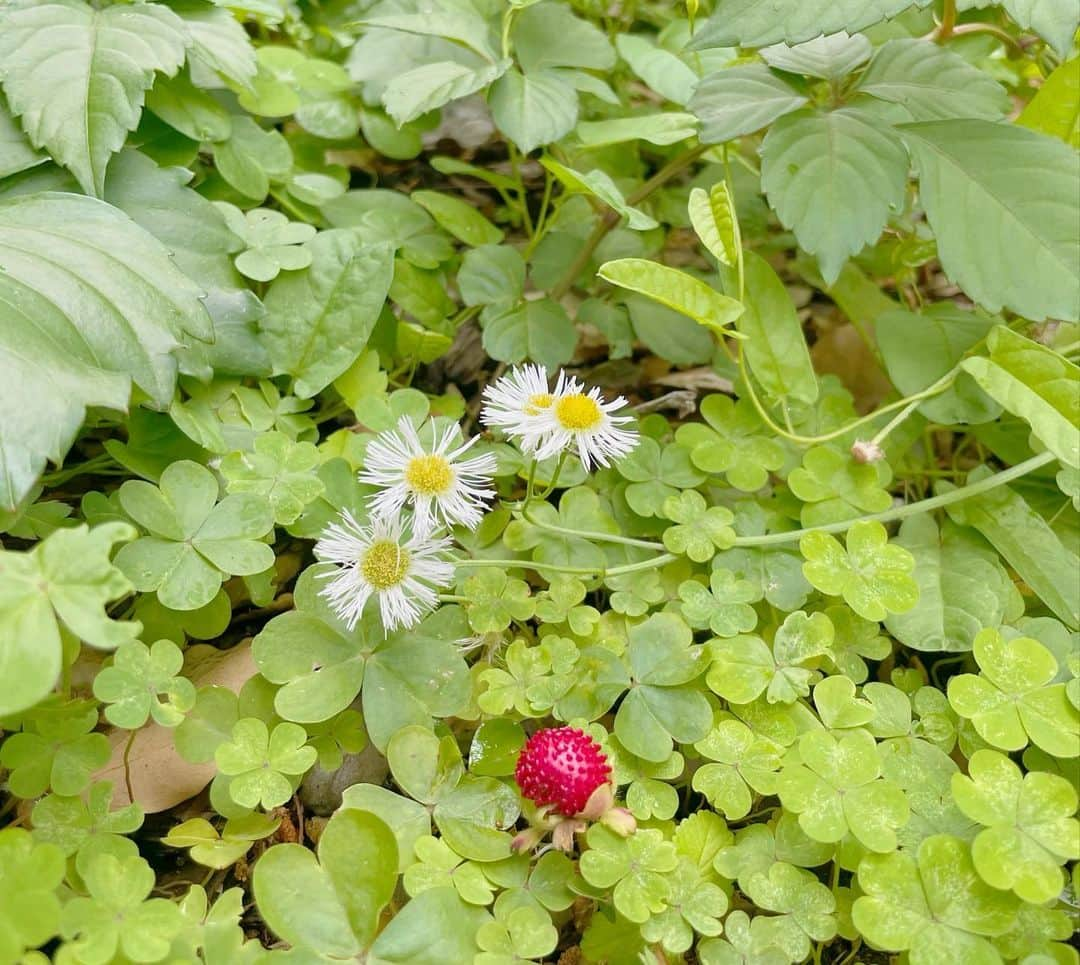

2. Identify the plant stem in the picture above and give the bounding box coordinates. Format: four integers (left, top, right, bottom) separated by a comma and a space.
868, 370, 958, 448
522, 502, 665, 550
735, 451, 1055, 547
549, 144, 709, 300
935, 0, 957, 41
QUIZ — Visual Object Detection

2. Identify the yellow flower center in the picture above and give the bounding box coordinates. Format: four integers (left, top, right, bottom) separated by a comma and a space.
554, 393, 603, 431
360, 540, 410, 590
404, 453, 453, 495
525, 392, 554, 415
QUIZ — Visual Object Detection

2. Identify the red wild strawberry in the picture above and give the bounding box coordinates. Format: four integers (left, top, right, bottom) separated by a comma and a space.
515, 726, 611, 817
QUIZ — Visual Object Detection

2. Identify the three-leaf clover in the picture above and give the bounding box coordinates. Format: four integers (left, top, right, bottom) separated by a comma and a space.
661, 490, 736, 562
693, 717, 783, 820
788, 445, 892, 526
163, 813, 281, 870
61, 854, 184, 965
579, 825, 679, 923
92, 639, 196, 728
743, 862, 837, 962
675, 395, 786, 491
215, 203, 316, 282
800, 520, 918, 621
853, 834, 1018, 965
697, 910, 790, 965
214, 719, 317, 809
707, 610, 834, 704
0, 828, 65, 963
616, 437, 706, 517
479, 637, 578, 717
533, 575, 600, 635
948, 628, 1079, 757
678, 569, 758, 637
220, 432, 325, 525
462, 568, 535, 633
31, 782, 143, 860
115, 460, 275, 611
778, 727, 910, 851
640, 857, 727, 954
614, 612, 712, 762
476, 904, 559, 965
951, 748, 1080, 903
403, 836, 495, 906
0, 701, 109, 797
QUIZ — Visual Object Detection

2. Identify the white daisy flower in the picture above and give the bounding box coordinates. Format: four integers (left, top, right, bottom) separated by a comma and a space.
359, 417, 497, 536
532, 377, 639, 469
480, 364, 558, 453
314, 511, 454, 634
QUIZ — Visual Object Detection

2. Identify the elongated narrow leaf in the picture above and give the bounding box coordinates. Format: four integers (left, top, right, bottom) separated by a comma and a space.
737, 252, 819, 405
0, 193, 211, 510
689, 65, 808, 144
962, 327, 1080, 469
761, 107, 908, 284
489, 69, 578, 154
946, 475, 1080, 629
361, 10, 499, 62
261, 230, 394, 399
885, 516, 1017, 652
0, 0, 189, 196
688, 183, 740, 267
901, 120, 1080, 321
616, 34, 698, 106
541, 158, 657, 229
856, 39, 1010, 121
598, 259, 745, 334
576, 113, 698, 148
689, 0, 934, 48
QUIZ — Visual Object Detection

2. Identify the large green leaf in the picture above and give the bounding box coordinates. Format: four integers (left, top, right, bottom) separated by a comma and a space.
761, 108, 908, 284
959, 0, 1080, 58
481, 298, 577, 369
689, 65, 808, 144
946, 475, 1080, 629
489, 69, 578, 155
689, 0, 934, 48
383, 60, 507, 126
856, 39, 1010, 121
261, 230, 394, 399
962, 327, 1080, 470
0, 96, 44, 179
1017, 58, 1080, 148
884, 516, 1018, 653
900, 120, 1080, 321
0, 0, 189, 196
737, 252, 819, 405
0, 192, 211, 511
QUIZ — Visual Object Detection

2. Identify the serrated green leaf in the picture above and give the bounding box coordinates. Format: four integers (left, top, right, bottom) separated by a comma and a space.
900, 119, 1080, 321
0, 0, 189, 195
689, 65, 808, 144
489, 68, 578, 154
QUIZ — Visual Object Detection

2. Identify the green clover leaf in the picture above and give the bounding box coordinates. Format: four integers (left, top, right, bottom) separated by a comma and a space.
476, 904, 559, 965
306, 707, 368, 772
800, 519, 918, 621
673, 811, 734, 880
743, 861, 837, 962
220, 431, 325, 525
713, 545, 812, 612
697, 909, 790, 965
853, 834, 1019, 965
479, 638, 578, 717
948, 628, 1079, 757
788, 445, 892, 526
579, 825, 678, 924
675, 395, 786, 492
115, 460, 275, 611
504, 487, 618, 570
463, 569, 535, 633
614, 612, 712, 762
606, 567, 665, 617
596, 729, 684, 821
253, 567, 471, 749
30, 781, 143, 860
993, 902, 1075, 963
812, 675, 877, 730
707, 610, 833, 704
678, 569, 758, 637
92, 638, 196, 728
823, 605, 891, 683
386, 725, 520, 861
0, 522, 139, 715
778, 727, 910, 851
693, 716, 783, 820
0, 828, 65, 963
713, 821, 833, 892
616, 436, 705, 517
0, 701, 109, 797
533, 575, 599, 635
403, 836, 495, 906
661, 490, 736, 562
163, 813, 281, 870
61, 854, 184, 965
640, 857, 727, 954
481, 850, 576, 916
214, 719, 317, 809
215, 203, 316, 282
951, 748, 1080, 903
